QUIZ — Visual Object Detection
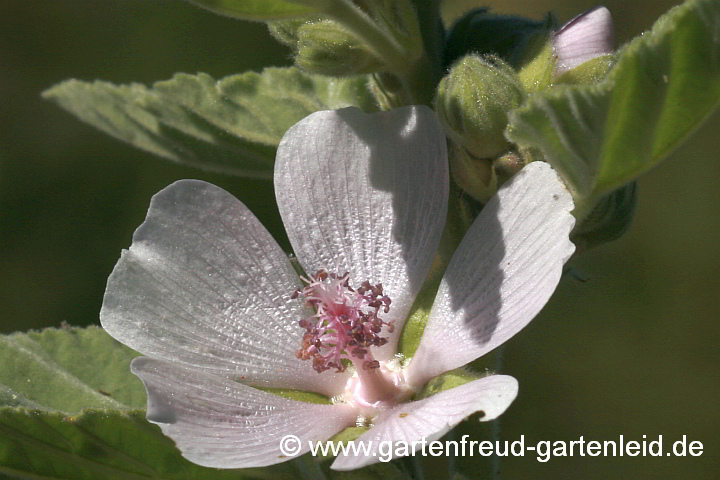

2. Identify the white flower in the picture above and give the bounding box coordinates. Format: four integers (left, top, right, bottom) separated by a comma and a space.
553, 6, 615, 76
100, 106, 575, 471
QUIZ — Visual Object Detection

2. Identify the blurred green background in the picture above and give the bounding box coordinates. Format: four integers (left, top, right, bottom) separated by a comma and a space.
1, 0, 718, 479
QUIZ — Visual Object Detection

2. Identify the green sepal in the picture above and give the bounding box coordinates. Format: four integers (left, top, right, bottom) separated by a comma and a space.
415, 368, 483, 400
516, 36, 554, 93
317, 426, 370, 460
325, 459, 411, 479
396, 266, 442, 359
554, 54, 615, 85
396, 302, 430, 360
256, 387, 332, 404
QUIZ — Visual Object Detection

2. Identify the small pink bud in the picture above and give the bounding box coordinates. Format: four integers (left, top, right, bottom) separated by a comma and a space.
553, 6, 614, 76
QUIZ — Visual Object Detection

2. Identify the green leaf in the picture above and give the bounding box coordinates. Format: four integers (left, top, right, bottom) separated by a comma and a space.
0, 409, 297, 480
506, 0, 720, 198
43, 67, 377, 178
0, 327, 409, 479
186, 0, 324, 21
0, 327, 306, 479
0, 326, 144, 413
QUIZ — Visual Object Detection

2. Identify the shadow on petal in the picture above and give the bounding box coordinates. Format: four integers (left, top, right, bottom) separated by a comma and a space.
334, 106, 449, 298
445, 198, 505, 348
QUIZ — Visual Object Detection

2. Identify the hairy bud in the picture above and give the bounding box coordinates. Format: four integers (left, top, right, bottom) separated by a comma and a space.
296, 20, 384, 76
435, 55, 524, 159
553, 6, 615, 77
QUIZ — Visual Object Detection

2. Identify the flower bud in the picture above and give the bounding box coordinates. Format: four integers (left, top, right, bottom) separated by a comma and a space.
448, 141, 498, 203
275, 19, 384, 76
267, 18, 312, 47
553, 6, 615, 77
492, 150, 526, 185
298, 20, 385, 76
515, 34, 554, 93
515, 6, 615, 90
553, 55, 615, 85
435, 55, 525, 159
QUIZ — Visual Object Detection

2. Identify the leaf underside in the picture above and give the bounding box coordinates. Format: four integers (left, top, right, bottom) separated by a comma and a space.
43, 67, 377, 178
0, 327, 304, 479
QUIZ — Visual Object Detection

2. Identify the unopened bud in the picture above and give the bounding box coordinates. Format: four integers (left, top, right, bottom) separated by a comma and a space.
554, 55, 615, 85
267, 17, 312, 47
515, 33, 554, 93
553, 6, 615, 77
448, 141, 498, 203
492, 151, 526, 186
435, 55, 525, 159
516, 6, 615, 90
289, 19, 384, 76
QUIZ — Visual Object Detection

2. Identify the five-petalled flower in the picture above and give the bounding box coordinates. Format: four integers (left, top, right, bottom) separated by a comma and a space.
100, 106, 575, 471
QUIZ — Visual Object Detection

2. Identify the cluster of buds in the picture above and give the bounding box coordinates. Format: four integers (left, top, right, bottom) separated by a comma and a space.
292, 269, 393, 374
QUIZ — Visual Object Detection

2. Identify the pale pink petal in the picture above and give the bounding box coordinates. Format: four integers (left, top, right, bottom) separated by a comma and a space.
404, 162, 575, 388
331, 375, 518, 470
553, 6, 614, 75
132, 357, 357, 468
275, 106, 449, 360
101, 180, 349, 397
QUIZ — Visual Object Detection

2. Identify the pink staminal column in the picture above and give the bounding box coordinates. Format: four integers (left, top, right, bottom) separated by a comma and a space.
293, 270, 410, 410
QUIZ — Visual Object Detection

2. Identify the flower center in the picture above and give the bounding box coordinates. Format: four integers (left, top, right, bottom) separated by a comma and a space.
293, 269, 393, 373
293, 269, 410, 409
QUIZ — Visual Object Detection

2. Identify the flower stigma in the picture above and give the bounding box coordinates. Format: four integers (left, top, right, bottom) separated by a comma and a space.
293, 269, 412, 413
